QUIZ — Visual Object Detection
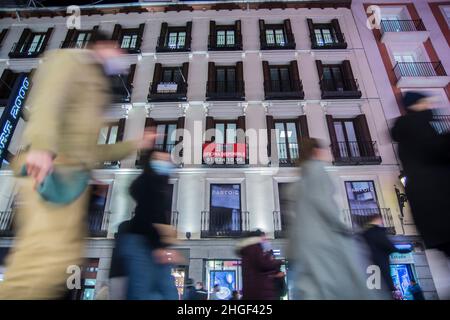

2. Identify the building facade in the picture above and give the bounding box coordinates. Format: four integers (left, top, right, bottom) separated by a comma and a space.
0, 0, 448, 300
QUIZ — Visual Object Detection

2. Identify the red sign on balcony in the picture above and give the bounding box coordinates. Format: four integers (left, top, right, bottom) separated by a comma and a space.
203, 143, 247, 165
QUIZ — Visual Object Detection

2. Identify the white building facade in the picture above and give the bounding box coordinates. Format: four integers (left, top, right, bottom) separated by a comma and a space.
0, 0, 446, 299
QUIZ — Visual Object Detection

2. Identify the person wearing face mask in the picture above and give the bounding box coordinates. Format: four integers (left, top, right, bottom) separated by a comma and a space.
118, 150, 184, 300
0, 31, 154, 300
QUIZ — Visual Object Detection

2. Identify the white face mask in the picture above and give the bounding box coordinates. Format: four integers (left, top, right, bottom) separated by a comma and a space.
103, 56, 128, 76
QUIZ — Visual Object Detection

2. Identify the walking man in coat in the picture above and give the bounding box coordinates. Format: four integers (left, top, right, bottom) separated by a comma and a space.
0, 32, 153, 299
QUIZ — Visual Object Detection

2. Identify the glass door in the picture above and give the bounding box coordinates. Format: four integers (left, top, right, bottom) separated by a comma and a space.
209, 184, 241, 236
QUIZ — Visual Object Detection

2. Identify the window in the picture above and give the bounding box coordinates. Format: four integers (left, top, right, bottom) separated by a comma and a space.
333, 119, 360, 158
265, 27, 286, 46
20, 32, 47, 55
155, 122, 178, 153
269, 67, 291, 92
167, 31, 186, 49
74, 31, 92, 49
216, 30, 235, 47
120, 33, 138, 50
314, 26, 335, 46
97, 124, 119, 145
162, 67, 184, 83
275, 121, 299, 163
443, 7, 450, 27
216, 66, 236, 93
322, 65, 345, 91
214, 121, 237, 145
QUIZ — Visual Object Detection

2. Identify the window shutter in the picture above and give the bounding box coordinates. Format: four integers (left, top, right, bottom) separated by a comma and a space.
259, 19, 266, 48
342, 60, 357, 91
283, 19, 294, 45
307, 19, 315, 46
262, 60, 271, 93
298, 115, 309, 139
159, 22, 168, 48
152, 63, 162, 93
354, 114, 375, 156
207, 62, 216, 95
38, 27, 54, 54
111, 24, 122, 41
237, 116, 246, 144
117, 118, 126, 142
185, 21, 192, 50
235, 20, 242, 49
145, 117, 155, 128
289, 60, 301, 92
90, 26, 99, 42
135, 23, 145, 51
205, 116, 215, 143
331, 19, 345, 43
176, 116, 185, 144
266, 115, 274, 157
0, 29, 8, 46
326, 115, 338, 158
209, 20, 216, 49
182, 62, 189, 83
15, 28, 31, 53
127, 64, 136, 90
0, 69, 14, 95
315, 60, 324, 81
62, 28, 76, 48
236, 61, 244, 96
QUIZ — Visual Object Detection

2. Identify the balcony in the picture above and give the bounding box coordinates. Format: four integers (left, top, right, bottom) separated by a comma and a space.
206, 81, 245, 101
101, 161, 120, 169
87, 210, 111, 238
273, 211, 287, 239
310, 33, 347, 50
264, 80, 304, 100
331, 141, 382, 166
201, 210, 250, 238
156, 37, 190, 53
393, 62, 450, 88
431, 115, 450, 134
202, 143, 248, 167
343, 208, 396, 235
109, 75, 132, 103
277, 143, 299, 167
319, 78, 362, 99
380, 20, 429, 43
60, 41, 89, 49
8, 42, 42, 58
0, 210, 14, 237
261, 41, 296, 50
208, 34, 242, 51
148, 81, 187, 102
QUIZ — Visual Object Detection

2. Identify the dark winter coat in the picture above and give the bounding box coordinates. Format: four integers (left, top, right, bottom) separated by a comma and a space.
109, 220, 130, 278
236, 237, 282, 300
128, 169, 172, 249
362, 225, 410, 291
392, 109, 450, 249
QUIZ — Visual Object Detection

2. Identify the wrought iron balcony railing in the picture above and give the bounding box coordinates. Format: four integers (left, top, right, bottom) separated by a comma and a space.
393, 61, 447, 79
261, 40, 296, 50
310, 33, 347, 50
264, 79, 304, 100
319, 78, 362, 99
201, 210, 250, 238
431, 115, 450, 134
9, 42, 43, 58
331, 141, 382, 165
0, 210, 15, 237
208, 34, 242, 51
343, 208, 396, 235
87, 210, 111, 238
156, 36, 191, 52
206, 81, 245, 101
60, 40, 90, 49
380, 19, 426, 33
277, 143, 300, 166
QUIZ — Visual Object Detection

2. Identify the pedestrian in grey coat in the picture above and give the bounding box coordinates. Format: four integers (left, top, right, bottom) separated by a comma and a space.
286, 138, 386, 300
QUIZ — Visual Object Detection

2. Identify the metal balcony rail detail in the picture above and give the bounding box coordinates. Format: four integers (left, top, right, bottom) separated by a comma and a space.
319, 78, 361, 99
264, 79, 304, 100
431, 115, 450, 134
208, 34, 242, 51
201, 210, 250, 238
206, 81, 245, 100
0, 210, 14, 237
88, 210, 111, 238
310, 33, 347, 49
148, 81, 187, 101
380, 19, 426, 33
277, 143, 300, 166
343, 208, 396, 235
331, 141, 382, 165
393, 62, 447, 79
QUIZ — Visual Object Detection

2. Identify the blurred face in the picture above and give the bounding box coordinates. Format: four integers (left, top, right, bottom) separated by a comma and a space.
93, 41, 124, 60
408, 99, 431, 112
152, 151, 171, 162
312, 147, 332, 162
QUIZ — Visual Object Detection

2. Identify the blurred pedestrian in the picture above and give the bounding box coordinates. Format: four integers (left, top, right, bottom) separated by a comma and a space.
392, 92, 450, 257
94, 282, 109, 300
236, 230, 282, 300
184, 278, 197, 300
194, 282, 208, 300
286, 138, 377, 300
108, 220, 130, 300
229, 290, 240, 300
393, 286, 404, 300
407, 280, 425, 300
210, 284, 221, 300
361, 215, 411, 296
0, 32, 153, 299
118, 150, 183, 300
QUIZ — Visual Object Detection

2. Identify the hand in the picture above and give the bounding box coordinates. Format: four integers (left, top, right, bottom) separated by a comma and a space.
25, 150, 55, 188
136, 128, 157, 150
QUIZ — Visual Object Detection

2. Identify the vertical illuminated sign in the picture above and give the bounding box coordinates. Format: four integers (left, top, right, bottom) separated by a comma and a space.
0, 74, 29, 165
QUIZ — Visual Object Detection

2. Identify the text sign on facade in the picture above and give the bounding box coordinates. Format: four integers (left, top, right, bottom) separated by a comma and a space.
0, 74, 29, 163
